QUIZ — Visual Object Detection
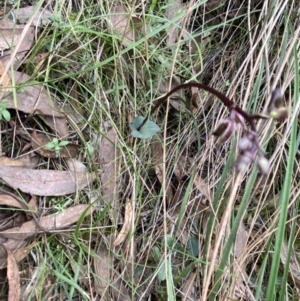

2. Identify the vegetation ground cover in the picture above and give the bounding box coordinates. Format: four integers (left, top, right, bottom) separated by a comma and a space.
0, 0, 299, 300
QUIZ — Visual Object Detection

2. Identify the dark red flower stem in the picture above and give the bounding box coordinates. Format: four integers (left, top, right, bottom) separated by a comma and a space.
136, 82, 258, 133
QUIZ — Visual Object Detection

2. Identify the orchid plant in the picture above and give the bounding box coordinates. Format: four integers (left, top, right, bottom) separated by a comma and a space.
130, 83, 288, 174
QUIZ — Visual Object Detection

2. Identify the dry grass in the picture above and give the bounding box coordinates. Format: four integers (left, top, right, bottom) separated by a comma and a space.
0, 0, 299, 300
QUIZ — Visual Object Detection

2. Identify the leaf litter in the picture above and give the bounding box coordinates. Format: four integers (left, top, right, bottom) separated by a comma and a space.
5, 246, 21, 301
98, 125, 120, 222
0, 1, 294, 300
0, 6, 97, 296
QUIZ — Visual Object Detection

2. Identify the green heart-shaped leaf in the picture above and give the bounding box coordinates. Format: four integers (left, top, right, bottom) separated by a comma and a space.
130, 116, 160, 139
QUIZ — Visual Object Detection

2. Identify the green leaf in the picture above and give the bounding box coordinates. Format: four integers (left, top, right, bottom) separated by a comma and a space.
130, 116, 160, 139
2, 110, 11, 122
59, 141, 69, 147
0, 102, 7, 111
157, 261, 166, 282
45, 142, 56, 149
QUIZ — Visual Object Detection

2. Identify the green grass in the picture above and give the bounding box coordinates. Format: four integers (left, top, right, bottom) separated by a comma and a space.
0, 0, 300, 300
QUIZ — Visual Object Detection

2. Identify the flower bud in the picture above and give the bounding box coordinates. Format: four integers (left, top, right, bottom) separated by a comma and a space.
270, 90, 283, 108
239, 136, 252, 151
257, 155, 270, 174
213, 119, 235, 143
268, 89, 288, 121
270, 107, 288, 121
236, 154, 253, 173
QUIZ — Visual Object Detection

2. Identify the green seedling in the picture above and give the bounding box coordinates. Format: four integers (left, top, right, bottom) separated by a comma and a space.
45, 138, 69, 157
0, 102, 11, 122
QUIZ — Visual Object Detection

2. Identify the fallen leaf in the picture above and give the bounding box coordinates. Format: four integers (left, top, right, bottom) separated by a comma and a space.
0, 205, 95, 240
173, 155, 192, 180
94, 234, 114, 297
113, 199, 132, 247
0, 166, 96, 196
4, 245, 21, 300
0, 194, 24, 209
190, 90, 200, 109
65, 158, 87, 173
109, 5, 143, 47
0, 241, 30, 269
0, 19, 34, 52
0, 20, 34, 69
2, 71, 64, 117
98, 126, 120, 220
234, 222, 248, 258
0, 59, 11, 91
152, 140, 174, 201
40, 115, 69, 139
111, 274, 131, 301
31, 131, 80, 158
181, 271, 196, 301
159, 75, 186, 112
0, 154, 39, 168
194, 173, 211, 201
28, 197, 38, 215
12, 6, 53, 26
0, 5, 13, 19
281, 242, 300, 288
165, 0, 184, 45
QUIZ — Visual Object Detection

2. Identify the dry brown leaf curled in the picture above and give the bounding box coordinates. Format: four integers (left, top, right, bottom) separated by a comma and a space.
0, 154, 39, 168
0, 205, 95, 240
3, 245, 21, 300
0, 166, 96, 196
2, 71, 64, 117
109, 5, 143, 47
113, 199, 132, 247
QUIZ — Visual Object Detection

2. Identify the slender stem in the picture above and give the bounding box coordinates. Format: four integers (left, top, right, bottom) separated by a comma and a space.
136, 82, 257, 133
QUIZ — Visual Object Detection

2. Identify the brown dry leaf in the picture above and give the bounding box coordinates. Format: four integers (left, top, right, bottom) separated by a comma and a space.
181, 271, 196, 301
229, 223, 253, 300
0, 59, 11, 91
0, 19, 34, 53
0, 20, 34, 69
109, 5, 143, 47
4, 245, 21, 300
231, 275, 253, 301
0, 154, 39, 168
1, 71, 64, 117
0, 241, 30, 269
28, 196, 38, 212
190, 89, 200, 109
0, 166, 96, 196
0, 194, 23, 209
194, 173, 211, 201
281, 242, 300, 288
31, 131, 80, 158
13, 6, 53, 26
152, 140, 174, 201
165, 0, 184, 45
234, 222, 248, 258
22, 52, 48, 73
0, 205, 95, 240
173, 155, 192, 180
159, 75, 186, 112
94, 234, 114, 297
40, 115, 69, 139
65, 158, 87, 173
113, 199, 132, 247
111, 275, 131, 301
98, 126, 120, 219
